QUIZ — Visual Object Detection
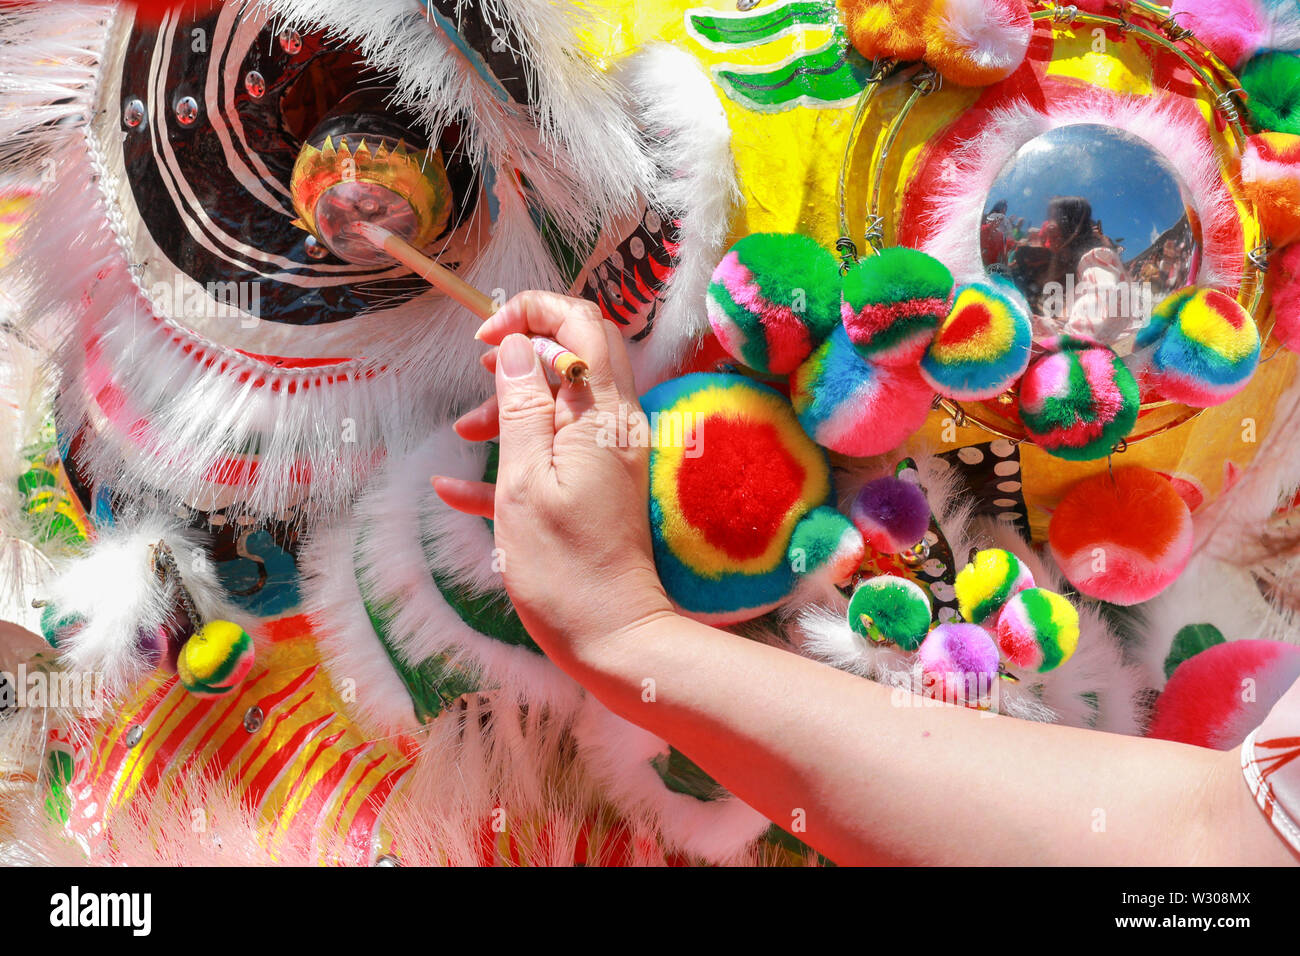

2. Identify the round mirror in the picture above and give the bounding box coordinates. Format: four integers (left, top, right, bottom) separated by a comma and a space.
980, 124, 1201, 352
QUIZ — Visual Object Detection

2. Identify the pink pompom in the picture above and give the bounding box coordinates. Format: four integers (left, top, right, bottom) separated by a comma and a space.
1270, 242, 1300, 353
1169, 0, 1268, 69
1148, 640, 1300, 750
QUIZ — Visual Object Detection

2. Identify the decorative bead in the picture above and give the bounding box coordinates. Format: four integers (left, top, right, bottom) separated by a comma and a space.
278, 28, 302, 54
244, 70, 266, 99
304, 235, 330, 260
123, 97, 146, 129
174, 95, 199, 126
243, 705, 264, 733
125, 725, 144, 748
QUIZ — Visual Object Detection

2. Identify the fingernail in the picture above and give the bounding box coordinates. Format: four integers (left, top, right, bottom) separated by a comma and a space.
473, 319, 492, 342
498, 334, 536, 378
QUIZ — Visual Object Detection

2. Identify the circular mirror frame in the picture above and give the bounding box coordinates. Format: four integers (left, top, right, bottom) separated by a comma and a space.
837, 0, 1271, 451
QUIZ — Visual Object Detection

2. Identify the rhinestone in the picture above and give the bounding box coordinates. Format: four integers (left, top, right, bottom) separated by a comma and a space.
244, 70, 266, 99
123, 97, 146, 130
174, 95, 199, 127
125, 725, 144, 747
279, 29, 302, 54
304, 236, 330, 260
737, 0, 760, 9
900, 541, 931, 566
242, 705, 264, 733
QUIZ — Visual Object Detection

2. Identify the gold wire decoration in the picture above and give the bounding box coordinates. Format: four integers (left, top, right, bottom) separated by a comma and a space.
836, 0, 1272, 453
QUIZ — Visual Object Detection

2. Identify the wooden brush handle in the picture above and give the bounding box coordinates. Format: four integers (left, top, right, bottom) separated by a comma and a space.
356, 222, 497, 319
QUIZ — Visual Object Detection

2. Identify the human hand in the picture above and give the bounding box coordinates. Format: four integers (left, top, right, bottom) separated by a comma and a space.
432, 291, 674, 668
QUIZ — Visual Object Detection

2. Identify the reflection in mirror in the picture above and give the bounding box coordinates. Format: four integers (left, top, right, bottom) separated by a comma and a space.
981, 124, 1201, 353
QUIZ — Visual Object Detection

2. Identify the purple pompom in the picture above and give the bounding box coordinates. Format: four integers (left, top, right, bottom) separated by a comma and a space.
849, 477, 931, 555
917, 623, 1000, 708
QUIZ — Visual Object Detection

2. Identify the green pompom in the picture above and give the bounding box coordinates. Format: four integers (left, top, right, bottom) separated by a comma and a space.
847, 575, 933, 651
707, 233, 842, 375
1242, 52, 1300, 135
788, 506, 864, 584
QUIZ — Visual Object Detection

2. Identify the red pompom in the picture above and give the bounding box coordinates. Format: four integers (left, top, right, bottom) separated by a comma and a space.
1148, 640, 1300, 750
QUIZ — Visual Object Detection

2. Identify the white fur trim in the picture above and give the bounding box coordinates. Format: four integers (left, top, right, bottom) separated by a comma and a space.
571, 695, 773, 863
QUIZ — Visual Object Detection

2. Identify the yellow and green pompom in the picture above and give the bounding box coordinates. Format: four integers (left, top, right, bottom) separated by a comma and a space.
706, 233, 842, 375
177, 620, 255, 698
848, 575, 933, 651
995, 588, 1080, 673
954, 548, 1034, 627
841, 247, 953, 366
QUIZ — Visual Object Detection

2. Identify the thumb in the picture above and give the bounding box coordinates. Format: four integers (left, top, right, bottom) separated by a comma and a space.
494, 333, 556, 491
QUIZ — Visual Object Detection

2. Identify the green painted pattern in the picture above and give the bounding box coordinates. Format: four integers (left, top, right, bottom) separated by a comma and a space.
362, 596, 482, 725
45, 749, 73, 825
688, 0, 835, 49
649, 747, 723, 802
715, 36, 871, 113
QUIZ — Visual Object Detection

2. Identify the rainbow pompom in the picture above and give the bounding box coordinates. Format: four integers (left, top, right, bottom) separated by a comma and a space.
954, 548, 1034, 626
642, 373, 834, 624
707, 233, 842, 375
917, 623, 1001, 707
995, 588, 1080, 673
920, 278, 1033, 401
1136, 287, 1260, 407
848, 575, 933, 651
1048, 467, 1193, 606
1018, 336, 1139, 461
177, 620, 255, 698
787, 506, 865, 587
849, 476, 932, 554
790, 325, 935, 458
840, 247, 953, 366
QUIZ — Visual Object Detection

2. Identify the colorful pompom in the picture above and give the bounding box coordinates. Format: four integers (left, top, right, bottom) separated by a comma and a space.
840, 247, 953, 366
924, 0, 1033, 87
787, 506, 866, 587
848, 575, 933, 651
707, 233, 842, 375
954, 548, 1034, 626
790, 325, 935, 458
1136, 287, 1260, 407
920, 278, 1032, 401
839, 0, 931, 64
1168, 0, 1267, 69
642, 373, 833, 624
995, 588, 1080, 673
177, 620, 254, 698
1241, 133, 1300, 248
1017, 336, 1139, 461
1241, 51, 1300, 135
1268, 241, 1300, 354
917, 623, 1001, 706
849, 476, 932, 554
1148, 640, 1300, 750
1048, 467, 1193, 606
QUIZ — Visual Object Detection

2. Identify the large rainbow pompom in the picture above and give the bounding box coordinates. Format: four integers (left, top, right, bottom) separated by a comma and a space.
840, 247, 953, 366
642, 373, 835, 624
1136, 287, 1261, 407
920, 278, 1033, 401
995, 588, 1080, 673
706, 233, 842, 375
954, 548, 1034, 626
1048, 467, 1193, 606
790, 325, 935, 458
1018, 336, 1139, 461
